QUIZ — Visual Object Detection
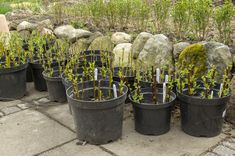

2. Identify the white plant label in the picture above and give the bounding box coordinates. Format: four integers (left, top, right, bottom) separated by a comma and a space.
113, 84, 117, 98
165, 75, 169, 83
222, 110, 226, 118
156, 68, 160, 83
211, 90, 214, 99
94, 68, 98, 80
163, 83, 166, 103
219, 83, 223, 98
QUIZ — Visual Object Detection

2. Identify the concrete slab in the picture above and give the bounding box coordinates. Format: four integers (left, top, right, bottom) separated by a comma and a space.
1, 106, 21, 115
39, 140, 111, 156
38, 104, 75, 131
103, 117, 227, 156
0, 100, 22, 109
21, 83, 48, 102
213, 145, 235, 155
0, 109, 76, 156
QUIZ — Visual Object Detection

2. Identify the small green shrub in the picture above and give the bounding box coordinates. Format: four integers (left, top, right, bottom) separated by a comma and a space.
191, 0, 212, 40
172, 0, 191, 39
214, 0, 235, 45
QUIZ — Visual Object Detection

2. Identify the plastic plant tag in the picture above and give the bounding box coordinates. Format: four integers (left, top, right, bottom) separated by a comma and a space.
113, 84, 117, 98
94, 68, 98, 81
211, 90, 214, 99
222, 110, 226, 118
165, 75, 168, 83
163, 82, 166, 103
219, 83, 223, 97
156, 68, 160, 83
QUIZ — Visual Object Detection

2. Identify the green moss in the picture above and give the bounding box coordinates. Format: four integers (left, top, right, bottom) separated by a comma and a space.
178, 43, 207, 77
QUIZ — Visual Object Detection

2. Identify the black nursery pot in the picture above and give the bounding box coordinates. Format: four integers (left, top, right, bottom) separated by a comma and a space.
177, 88, 230, 137
30, 61, 47, 91
129, 88, 176, 135
26, 63, 33, 82
79, 50, 114, 67
0, 63, 28, 100
43, 71, 67, 103
66, 80, 128, 145
113, 67, 135, 102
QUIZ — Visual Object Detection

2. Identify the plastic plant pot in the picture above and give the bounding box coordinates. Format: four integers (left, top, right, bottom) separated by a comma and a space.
113, 67, 135, 103
129, 88, 176, 135
66, 80, 128, 145
79, 50, 114, 67
177, 88, 230, 137
26, 63, 33, 82
30, 60, 47, 91
0, 63, 28, 101
43, 70, 67, 103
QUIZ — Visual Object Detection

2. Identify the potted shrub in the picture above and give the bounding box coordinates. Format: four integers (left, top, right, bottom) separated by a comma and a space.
63, 52, 112, 113
176, 65, 231, 137
42, 39, 69, 103
129, 67, 176, 135
28, 31, 57, 91
66, 68, 128, 144
0, 33, 28, 100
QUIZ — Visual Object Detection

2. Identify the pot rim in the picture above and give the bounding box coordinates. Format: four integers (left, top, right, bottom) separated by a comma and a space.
66, 80, 128, 104
0, 63, 28, 74
177, 87, 231, 101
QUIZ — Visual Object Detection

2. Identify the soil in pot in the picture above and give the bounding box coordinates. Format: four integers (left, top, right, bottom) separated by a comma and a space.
43, 70, 67, 103
0, 63, 28, 100
129, 88, 176, 135
177, 88, 230, 137
66, 80, 128, 145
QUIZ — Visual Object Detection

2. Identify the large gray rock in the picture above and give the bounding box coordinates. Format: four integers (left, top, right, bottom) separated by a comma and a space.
17, 21, 37, 32
138, 34, 174, 69
70, 39, 90, 54
88, 36, 114, 51
173, 42, 190, 61
113, 43, 132, 67
37, 19, 53, 30
54, 25, 92, 42
132, 32, 153, 59
205, 41, 232, 77
54, 25, 74, 38
111, 32, 132, 45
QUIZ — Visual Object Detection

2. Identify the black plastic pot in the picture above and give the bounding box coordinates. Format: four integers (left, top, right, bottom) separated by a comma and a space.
43, 70, 67, 103
79, 50, 114, 67
129, 88, 176, 135
0, 63, 28, 100
66, 80, 128, 145
177, 88, 230, 137
26, 63, 33, 82
113, 67, 135, 103
30, 60, 47, 91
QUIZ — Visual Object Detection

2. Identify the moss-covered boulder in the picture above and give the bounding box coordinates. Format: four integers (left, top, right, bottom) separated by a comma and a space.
178, 42, 232, 79
178, 43, 207, 76
88, 36, 114, 51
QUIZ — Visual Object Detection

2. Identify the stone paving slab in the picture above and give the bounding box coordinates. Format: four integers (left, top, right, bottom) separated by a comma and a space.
0, 109, 76, 156
0, 100, 23, 109
21, 83, 48, 102
103, 117, 227, 156
38, 104, 75, 131
212, 145, 235, 156
39, 141, 111, 156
